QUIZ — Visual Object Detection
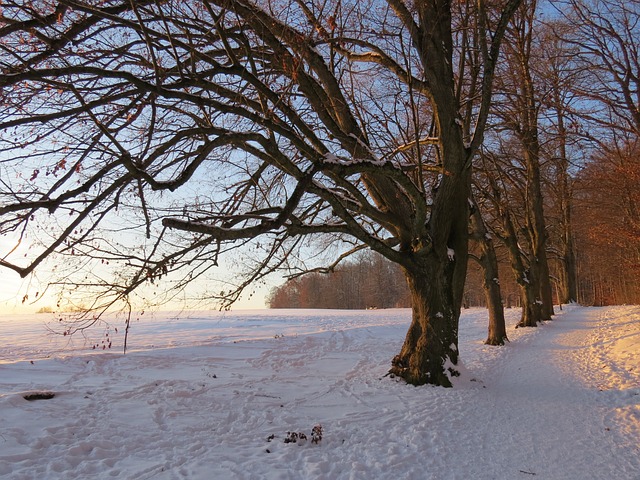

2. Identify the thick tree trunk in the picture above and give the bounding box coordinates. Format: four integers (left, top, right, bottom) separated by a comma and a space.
389, 150, 470, 387
560, 218, 578, 304
485, 292, 508, 344
390, 256, 462, 387
554, 84, 578, 305
386, 0, 521, 387
536, 245, 555, 319
508, 3, 555, 321
522, 131, 555, 321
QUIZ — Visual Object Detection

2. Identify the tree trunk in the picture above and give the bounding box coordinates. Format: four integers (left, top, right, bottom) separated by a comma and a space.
535, 241, 555, 319
521, 105, 554, 321
560, 215, 578, 304
386, 0, 522, 386
501, 207, 542, 327
517, 276, 542, 328
506, 0, 555, 320
470, 199, 508, 345
552, 77, 578, 305
390, 256, 462, 387
482, 256, 508, 344
389, 150, 470, 387
385, 0, 471, 386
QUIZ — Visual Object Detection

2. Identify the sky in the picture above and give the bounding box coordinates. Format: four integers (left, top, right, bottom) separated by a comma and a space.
0, 271, 270, 315
0, 235, 40, 314
0, 232, 271, 315
0, 270, 33, 314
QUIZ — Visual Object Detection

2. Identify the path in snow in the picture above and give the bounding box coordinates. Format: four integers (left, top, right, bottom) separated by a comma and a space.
470, 306, 640, 479
0, 306, 638, 479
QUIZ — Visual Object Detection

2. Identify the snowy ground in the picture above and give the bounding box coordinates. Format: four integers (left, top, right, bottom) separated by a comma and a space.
0, 305, 638, 479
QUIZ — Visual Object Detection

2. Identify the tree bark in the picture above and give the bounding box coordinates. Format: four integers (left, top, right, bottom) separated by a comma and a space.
501, 206, 542, 327
559, 195, 578, 304
500, 0, 554, 320
522, 136, 555, 320
470, 203, 508, 345
554, 88, 578, 304
517, 277, 542, 327
390, 255, 462, 387
384, 0, 477, 387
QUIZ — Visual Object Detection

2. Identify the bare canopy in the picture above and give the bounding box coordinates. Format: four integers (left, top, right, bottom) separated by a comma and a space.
0, 0, 521, 386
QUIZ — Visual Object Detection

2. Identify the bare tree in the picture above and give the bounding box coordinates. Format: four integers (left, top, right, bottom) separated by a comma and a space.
555, 0, 640, 137
0, 0, 521, 386
552, 0, 640, 304
483, 0, 555, 325
469, 192, 508, 345
267, 250, 409, 309
476, 147, 545, 327
573, 138, 640, 305
536, 20, 583, 305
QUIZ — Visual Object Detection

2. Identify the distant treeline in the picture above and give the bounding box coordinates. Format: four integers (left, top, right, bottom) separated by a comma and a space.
266, 251, 536, 310
267, 252, 410, 309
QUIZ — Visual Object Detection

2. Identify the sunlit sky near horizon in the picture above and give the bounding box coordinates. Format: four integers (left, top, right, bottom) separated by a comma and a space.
0, 241, 271, 316
0, 270, 269, 315
0, 199, 276, 315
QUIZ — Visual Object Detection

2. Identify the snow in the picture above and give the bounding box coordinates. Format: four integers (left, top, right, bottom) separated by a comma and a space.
1, 305, 639, 479
323, 153, 342, 164
321, 135, 386, 166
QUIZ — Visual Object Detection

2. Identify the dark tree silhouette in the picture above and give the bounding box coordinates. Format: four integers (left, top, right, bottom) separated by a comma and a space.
0, 0, 521, 386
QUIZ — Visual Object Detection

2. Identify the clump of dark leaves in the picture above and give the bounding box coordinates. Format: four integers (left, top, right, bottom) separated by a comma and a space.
284, 431, 307, 444
268, 424, 323, 446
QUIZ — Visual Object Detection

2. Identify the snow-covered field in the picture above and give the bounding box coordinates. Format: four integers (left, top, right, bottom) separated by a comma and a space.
1, 305, 638, 479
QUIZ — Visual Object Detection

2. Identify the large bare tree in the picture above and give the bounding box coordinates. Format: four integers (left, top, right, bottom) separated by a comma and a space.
0, 0, 521, 386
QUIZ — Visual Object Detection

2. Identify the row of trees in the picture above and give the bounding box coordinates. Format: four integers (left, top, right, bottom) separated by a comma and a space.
475, 0, 640, 314
572, 142, 640, 306
267, 251, 410, 309
1, 0, 638, 386
267, 0, 640, 318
